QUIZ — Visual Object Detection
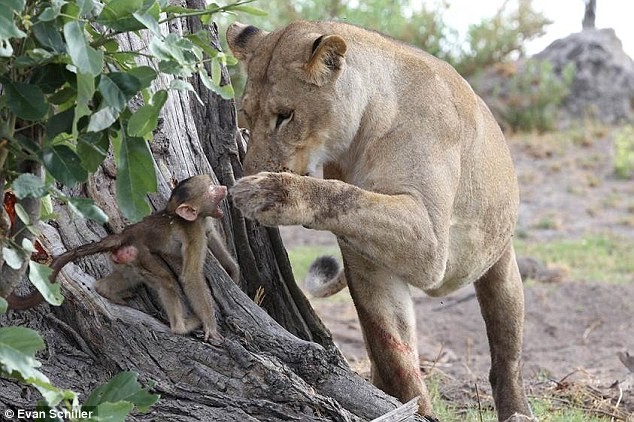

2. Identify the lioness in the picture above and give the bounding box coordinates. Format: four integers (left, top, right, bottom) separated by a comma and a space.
228, 21, 533, 422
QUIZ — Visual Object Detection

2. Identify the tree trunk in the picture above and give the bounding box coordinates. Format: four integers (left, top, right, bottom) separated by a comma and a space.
0, 7, 415, 421
582, 0, 596, 30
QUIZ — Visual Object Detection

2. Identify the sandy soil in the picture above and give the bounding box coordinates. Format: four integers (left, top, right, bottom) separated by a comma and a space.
279, 127, 634, 417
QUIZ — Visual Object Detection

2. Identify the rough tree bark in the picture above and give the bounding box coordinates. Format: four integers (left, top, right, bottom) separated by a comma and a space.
0, 6, 417, 422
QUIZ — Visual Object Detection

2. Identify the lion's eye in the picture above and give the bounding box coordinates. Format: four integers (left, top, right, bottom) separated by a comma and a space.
275, 110, 293, 129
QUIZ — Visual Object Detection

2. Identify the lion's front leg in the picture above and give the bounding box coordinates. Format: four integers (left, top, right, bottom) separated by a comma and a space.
231, 171, 449, 287
340, 244, 437, 420
230, 172, 315, 227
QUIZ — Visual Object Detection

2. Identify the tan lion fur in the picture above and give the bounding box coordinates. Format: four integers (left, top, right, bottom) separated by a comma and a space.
228, 21, 534, 421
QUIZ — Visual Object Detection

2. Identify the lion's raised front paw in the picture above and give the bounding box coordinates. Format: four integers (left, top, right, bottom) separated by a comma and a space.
231, 172, 306, 226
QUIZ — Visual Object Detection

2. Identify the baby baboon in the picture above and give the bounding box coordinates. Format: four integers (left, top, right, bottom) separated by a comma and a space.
8, 175, 239, 341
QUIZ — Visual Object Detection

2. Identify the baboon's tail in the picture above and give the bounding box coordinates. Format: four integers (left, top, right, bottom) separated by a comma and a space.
304, 256, 347, 297
6, 234, 124, 310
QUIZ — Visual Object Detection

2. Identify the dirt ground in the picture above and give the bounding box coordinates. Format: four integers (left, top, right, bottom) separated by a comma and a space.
279, 127, 634, 418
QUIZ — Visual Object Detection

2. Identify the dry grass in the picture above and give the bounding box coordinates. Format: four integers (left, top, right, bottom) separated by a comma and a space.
430, 372, 632, 421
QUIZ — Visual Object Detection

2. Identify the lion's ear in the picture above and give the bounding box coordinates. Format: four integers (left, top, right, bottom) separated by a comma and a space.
226, 22, 268, 61
303, 34, 347, 86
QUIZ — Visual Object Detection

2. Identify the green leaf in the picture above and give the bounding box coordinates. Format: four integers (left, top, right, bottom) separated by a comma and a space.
157, 59, 181, 75
150, 34, 199, 77
68, 198, 108, 224
30, 64, 70, 94
42, 145, 88, 186
126, 389, 159, 413
9, 134, 39, 155
97, 0, 145, 32
97, 76, 126, 112
84, 371, 159, 412
113, 134, 156, 222
28, 261, 63, 307
109, 72, 142, 97
32, 21, 66, 54
73, 72, 95, 134
127, 66, 157, 90
38, 0, 67, 21
127, 90, 167, 137
0, 40, 14, 57
1, 0, 26, 13
14, 203, 30, 225
224, 54, 238, 66
211, 57, 222, 86
198, 67, 215, 91
149, 36, 176, 62
5, 82, 48, 121
34, 402, 63, 422
0, 12, 26, 39
232, 5, 267, 16
133, 10, 160, 37
33, 382, 75, 408
0, 298, 7, 314
162, 5, 190, 14
98, 73, 141, 112
0, 326, 71, 407
0, 327, 45, 357
87, 106, 119, 132
2, 246, 24, 270
40, 195, 55, 220
77, 0, 98, 17
169, 79, 203, 105
49, 86, 76, 105
22, 238, 36, 254
0, 3, 27, 57
0, 345, 45, 387
77, 132, 108, 172
204, 77, 234, 100
186, 31, 218, 58
103, 38, 119, 53
0, 0, 26, 56
11, 173, 49, 199
91, 401, 135, 422
46, 108, 75, 139
170, 79, 195, 91
126, 106, 156, 138
63, 21, 104, 76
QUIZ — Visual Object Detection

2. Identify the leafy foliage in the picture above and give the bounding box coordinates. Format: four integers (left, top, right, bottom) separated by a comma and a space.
0, 0, 259, 303
0, 0, 249, 224
455, 0, 550, 76
0, 1, 262, 417
222, 0, 551, 94
0, 326, 77, 407
0, 326, 158, 420
502, 60, 575, 133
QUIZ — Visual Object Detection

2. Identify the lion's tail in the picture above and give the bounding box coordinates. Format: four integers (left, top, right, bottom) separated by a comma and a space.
304, 256, 347, 298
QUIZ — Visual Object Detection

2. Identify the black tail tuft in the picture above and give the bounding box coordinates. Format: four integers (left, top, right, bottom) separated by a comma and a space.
304, 255, 346, 298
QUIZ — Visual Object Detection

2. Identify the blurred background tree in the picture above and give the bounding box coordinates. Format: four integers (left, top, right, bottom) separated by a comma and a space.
582, 0, 596, 30
222, 0, 551, 93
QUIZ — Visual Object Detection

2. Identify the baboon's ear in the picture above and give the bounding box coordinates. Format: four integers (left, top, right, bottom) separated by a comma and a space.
226, 22, 268, 61
175, 203, 199, 222
303, 34, 347, 86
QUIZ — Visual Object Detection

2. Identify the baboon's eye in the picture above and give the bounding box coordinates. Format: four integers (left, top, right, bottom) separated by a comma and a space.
275, 110, 294, 129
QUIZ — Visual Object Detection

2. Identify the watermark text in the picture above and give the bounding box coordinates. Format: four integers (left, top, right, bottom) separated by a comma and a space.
4, 407, 95, 420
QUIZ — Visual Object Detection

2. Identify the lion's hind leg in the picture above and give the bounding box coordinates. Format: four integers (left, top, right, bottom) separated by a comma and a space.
474, 243, 534, 421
